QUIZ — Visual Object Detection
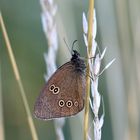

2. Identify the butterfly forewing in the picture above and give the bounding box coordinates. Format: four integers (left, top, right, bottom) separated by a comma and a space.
34, 62, 85, 120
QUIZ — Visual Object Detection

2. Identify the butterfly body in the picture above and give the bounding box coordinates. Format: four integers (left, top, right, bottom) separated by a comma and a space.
34, 50, 86, 120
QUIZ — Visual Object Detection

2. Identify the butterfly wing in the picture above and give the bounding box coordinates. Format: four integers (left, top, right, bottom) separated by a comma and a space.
34, 62, 86, 120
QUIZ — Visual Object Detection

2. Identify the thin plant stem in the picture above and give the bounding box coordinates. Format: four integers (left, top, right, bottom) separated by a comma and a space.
0, 12, 38, 140
84, 0, 94, 140
0, 61, 5, 140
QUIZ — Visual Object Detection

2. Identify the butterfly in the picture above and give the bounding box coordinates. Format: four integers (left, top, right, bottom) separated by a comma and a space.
34, 49, 86, 120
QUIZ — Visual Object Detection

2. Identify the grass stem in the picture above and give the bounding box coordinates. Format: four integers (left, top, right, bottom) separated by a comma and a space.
0, 60, 5, 140
84, 0, 94, 140
0, 12, 38, 140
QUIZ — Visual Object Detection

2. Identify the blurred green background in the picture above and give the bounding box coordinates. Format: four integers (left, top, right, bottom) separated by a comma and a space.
0, 0, 140, 140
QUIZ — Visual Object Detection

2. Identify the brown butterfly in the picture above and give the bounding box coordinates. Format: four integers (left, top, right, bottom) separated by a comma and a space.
34, 49, 86, 120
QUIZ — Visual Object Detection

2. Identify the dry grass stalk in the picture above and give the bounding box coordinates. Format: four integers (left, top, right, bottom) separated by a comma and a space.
40, 0, 65, 140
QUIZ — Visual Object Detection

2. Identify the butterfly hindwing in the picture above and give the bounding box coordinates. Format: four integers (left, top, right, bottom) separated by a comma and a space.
34, 62, 85, 120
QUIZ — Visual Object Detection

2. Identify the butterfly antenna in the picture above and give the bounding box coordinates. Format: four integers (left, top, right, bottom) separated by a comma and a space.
72, 40, 78, 54
63, 38, 71, 54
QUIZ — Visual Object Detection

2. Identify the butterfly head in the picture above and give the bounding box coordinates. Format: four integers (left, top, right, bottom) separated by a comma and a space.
71, 50, 86, 73
71, 50, 80, 59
